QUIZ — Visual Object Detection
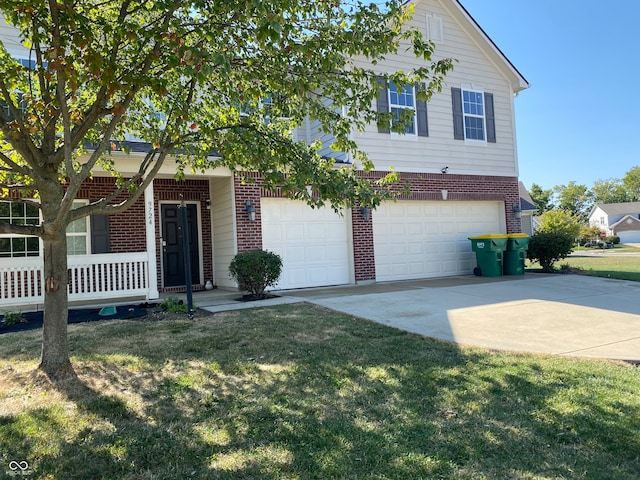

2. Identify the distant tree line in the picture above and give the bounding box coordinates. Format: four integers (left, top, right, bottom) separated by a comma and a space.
528, 165, 640, 221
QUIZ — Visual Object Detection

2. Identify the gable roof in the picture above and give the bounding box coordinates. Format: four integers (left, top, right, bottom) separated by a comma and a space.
610, 214, 640, 230
430, 0, 530, 93
518, 182, 536, 211
593, 202, 640, 216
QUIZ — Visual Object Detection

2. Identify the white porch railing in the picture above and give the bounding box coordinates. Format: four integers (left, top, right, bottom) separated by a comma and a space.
0, 252, 150, 309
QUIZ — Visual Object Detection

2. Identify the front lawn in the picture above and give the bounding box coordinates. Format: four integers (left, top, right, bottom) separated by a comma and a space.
1, 305, 639, 479
560, 255, 640, 281
532, 244, 640, 281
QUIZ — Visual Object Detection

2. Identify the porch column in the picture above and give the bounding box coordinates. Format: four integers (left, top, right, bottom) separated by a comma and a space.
145, 181, 160, 299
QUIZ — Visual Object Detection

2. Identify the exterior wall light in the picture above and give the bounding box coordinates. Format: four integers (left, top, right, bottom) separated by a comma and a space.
245, 199, 256, 222
360, 206, 371, 221
512, 203, 522, 219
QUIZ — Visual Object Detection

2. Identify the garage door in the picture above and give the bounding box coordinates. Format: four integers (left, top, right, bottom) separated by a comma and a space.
617, 230, 640, 243
373, 201, 504, 281
261, 198, 351, 290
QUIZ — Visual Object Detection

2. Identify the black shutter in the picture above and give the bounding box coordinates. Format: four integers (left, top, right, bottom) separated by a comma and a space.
416, 83, 429, 137
451, 87, 464, 140
90, 213, 110, 254
484, 92, 496, 143
376, 77, 390, 134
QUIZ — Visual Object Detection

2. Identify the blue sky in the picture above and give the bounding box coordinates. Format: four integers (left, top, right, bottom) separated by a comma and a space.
461, 0, 640, 191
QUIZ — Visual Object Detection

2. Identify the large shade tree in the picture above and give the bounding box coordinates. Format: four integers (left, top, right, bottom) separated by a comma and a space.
528, 182, 554, 214
622, 166, 640, 202
0, 0, 453, 379
553, 181, 593, 221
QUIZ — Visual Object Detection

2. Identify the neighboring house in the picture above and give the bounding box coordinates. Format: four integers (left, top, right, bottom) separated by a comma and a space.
518, 182, 537, 236
589, 202, 640, 243
0, 0, 529, 309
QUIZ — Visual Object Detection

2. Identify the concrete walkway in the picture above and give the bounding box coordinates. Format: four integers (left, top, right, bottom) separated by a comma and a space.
196, 274, 640, 362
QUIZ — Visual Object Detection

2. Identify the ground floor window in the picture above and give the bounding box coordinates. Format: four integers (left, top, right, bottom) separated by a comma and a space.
66, 200, 90, 255
0, 199, 91, 257
0, 201, 40, 257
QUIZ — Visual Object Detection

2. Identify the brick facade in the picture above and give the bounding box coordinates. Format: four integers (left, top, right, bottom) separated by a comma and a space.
234, 175, 263, 252
233, 171, 521, 283
78, 177, 213, 293
352, 206, 376, 282
5, 170, 521, 296
78, 177, 146, 253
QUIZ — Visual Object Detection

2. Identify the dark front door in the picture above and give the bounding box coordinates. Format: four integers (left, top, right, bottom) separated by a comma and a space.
161, 204, 200, 287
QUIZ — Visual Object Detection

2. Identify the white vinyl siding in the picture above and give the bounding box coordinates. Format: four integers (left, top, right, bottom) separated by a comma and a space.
349, 0, 520, 177
211, 177, 236, 288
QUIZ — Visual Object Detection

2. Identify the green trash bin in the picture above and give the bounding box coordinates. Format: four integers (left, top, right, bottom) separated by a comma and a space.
468, 234, 508, 277
504, 233, 530, 275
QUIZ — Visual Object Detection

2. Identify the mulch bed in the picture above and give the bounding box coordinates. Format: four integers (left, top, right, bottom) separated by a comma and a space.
0, 304, 149, 335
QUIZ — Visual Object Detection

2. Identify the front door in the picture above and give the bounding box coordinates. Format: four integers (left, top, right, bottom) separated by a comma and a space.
161, 204, 200, 287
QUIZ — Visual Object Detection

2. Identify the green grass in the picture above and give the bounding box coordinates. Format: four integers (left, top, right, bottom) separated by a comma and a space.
547, 244, 640, 281
1, 305, 639, 479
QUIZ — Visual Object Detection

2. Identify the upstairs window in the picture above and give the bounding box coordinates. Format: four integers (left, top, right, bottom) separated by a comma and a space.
451, 87, 496, 143
377, 78, 429, 137
389, 82, 416, 135
462, 90, 485, 141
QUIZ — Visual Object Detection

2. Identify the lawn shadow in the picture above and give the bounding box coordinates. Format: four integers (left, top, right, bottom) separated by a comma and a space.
1, 304, 639, 479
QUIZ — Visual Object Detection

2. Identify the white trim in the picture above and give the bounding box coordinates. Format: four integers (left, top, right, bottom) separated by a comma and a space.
426, 13, 444, 43
388, 81, 417, 137
460, 87, 487, 144
144, 183, 159, 299
67, 200, 91, 256
439, 0, 529, 92
0, 252, 151, 308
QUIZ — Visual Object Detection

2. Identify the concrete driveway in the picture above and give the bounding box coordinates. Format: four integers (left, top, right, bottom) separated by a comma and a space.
284, 274, 640, 361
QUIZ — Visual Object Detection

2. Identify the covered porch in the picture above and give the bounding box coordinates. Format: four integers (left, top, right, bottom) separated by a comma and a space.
0, 170, 240, 312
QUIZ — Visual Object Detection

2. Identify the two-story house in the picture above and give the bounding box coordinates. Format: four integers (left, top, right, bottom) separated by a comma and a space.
0, 0, 528, 309
589, 202, 640, 243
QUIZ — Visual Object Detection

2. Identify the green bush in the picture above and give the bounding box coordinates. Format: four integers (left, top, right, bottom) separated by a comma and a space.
159, 296, 189, 314
605, 235, 620, 245
537, 209, 582, 238
527, 232, 574, 273
2, 311, 24, 326
229, 249, 283, 299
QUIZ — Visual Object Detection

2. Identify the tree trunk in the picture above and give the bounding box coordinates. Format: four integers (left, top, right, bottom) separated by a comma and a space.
38, 233, 75, 380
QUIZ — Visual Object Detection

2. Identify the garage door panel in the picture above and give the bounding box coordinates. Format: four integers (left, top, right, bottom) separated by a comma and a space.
618, 231, 640, 243
262, 199, 350, 290
407, 243, 424, 255
374, 201, 503, 281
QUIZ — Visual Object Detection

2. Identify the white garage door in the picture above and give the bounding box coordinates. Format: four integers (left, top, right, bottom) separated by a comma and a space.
261, 198, 351, 290
373, 201, 504, 281
617, 230, 640, 243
